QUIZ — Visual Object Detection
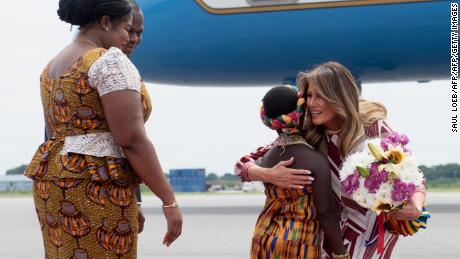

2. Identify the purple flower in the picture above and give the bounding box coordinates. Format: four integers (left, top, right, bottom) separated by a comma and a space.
381, 133, 411, 152
388, 134, 398, 143
380, 139, 389, 151
364, 172, 381, 193
380, 171, 389, 182
406, 183, 416, 195
370, 163, 379, 175
399, 134, 409, 145
343, 171, 360, 195
363, 164, 388, 193
391, 190, 406, 202
391, 180, 416, 202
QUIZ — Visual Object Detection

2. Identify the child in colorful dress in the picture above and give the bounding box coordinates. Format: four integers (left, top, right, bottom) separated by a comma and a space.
251, 86, 349, 259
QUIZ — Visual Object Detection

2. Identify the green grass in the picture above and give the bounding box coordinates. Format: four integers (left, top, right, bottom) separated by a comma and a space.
425, 183, 460, 191
0, 191, 32, 197
425, 187, 460, 192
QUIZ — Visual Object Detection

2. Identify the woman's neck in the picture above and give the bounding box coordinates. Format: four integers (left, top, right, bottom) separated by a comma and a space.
325, 128, 341, 135
274, 133, 310, 149
277, 131, 302, 137
76, 31, 104, 48
324, 118, 342, 134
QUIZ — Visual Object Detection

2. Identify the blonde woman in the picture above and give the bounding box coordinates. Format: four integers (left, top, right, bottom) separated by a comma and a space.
234, 62, 426, 258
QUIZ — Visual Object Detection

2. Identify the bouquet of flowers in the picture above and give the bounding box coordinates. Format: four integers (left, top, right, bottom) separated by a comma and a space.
340, 132, 429, 252
340, 132, 424, 212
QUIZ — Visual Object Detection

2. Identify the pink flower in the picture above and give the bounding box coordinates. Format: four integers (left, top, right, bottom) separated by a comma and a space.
391, 180, 416, 202
381, 133, 411, 152
380, 139, 389, 151
380, 171, 389, 182
399, 134, 409, 146
363, 164, 388, 193
343, 171, 360, 195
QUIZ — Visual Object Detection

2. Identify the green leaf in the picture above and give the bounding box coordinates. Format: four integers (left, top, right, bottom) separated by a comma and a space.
388, 171, 399, 180
357, 166, 370, 178
368, 143, 385, 161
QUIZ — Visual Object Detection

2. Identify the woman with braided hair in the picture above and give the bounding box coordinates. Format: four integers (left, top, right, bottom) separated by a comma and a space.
25, 0, 182, 258
251, 86, 348, 259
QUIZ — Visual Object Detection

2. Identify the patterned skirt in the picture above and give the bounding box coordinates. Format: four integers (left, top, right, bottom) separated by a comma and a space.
250, 185, 321, 259
31, 153, 139, 259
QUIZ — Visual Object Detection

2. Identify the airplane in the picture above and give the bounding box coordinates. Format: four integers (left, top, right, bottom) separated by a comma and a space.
133, 0, 451, 86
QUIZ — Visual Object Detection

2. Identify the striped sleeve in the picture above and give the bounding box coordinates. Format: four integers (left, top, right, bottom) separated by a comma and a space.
364, 119, 395, 138
234, 143, 274, 182
378, 120, 395, 137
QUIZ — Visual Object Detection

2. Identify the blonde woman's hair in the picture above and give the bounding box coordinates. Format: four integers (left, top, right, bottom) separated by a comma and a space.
359, 99, 387, 126
298, 62, 365, 158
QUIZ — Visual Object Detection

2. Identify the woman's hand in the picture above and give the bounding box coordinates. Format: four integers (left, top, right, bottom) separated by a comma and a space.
162, 206, 183, 247
388, 197, 423, 221
137, 205, 145, 234
266, 157, 314, 189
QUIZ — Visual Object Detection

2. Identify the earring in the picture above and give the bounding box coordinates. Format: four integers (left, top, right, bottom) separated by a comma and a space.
105, 27, 109, 32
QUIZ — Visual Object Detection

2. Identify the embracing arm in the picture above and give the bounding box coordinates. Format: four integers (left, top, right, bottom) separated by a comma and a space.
234, 144, 273, 181
234, 144, 313, 189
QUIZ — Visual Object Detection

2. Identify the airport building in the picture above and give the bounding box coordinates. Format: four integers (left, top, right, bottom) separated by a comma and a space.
0, 175, 32, 192
169, 168, 206, 192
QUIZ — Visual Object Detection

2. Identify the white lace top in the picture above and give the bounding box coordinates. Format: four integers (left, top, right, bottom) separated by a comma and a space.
60, 47, 141, 158
88, 47, 142, 96
61, 132, 125, 157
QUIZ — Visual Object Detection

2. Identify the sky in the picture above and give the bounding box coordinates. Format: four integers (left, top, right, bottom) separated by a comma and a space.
0, 1, 457, 176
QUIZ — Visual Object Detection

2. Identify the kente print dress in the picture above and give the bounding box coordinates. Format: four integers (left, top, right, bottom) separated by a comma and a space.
25, 47, 151, 259
251, 178, 321, 258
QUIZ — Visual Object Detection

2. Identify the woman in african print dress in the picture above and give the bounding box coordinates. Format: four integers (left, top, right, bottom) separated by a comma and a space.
25, 1, 182, 258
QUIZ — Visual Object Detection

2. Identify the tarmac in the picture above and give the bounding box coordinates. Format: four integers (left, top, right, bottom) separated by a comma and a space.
0, 192, 458, 258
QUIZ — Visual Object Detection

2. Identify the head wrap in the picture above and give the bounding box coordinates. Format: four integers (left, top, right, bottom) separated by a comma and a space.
260, 88, 306, 134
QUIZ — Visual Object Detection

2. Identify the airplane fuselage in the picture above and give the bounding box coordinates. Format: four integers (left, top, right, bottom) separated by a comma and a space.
134, 0, 451, 86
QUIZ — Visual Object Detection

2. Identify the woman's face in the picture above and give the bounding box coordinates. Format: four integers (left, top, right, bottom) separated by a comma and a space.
123, 9, 144, 57
306, 84, 341, 131
102, 13, 133, 50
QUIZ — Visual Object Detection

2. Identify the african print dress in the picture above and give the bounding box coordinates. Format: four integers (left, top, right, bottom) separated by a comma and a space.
25, 47, 152, 259
251, 179, 321, 258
